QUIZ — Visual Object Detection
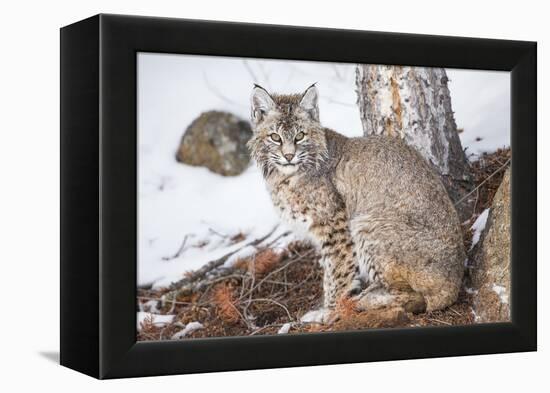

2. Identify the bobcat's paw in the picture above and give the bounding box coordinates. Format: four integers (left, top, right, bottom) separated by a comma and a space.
300, 308, 333, 324
300, 308, 330, 324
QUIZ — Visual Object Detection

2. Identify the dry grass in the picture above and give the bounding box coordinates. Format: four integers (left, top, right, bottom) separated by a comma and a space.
335, 295, 360, 320
234, 248, 283, 278
137, 148, 510, 341
212, 283, 241, 324
462, 148, 511, 250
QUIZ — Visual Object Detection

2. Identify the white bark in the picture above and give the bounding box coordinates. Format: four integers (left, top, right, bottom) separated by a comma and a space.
356, 65, 473, 218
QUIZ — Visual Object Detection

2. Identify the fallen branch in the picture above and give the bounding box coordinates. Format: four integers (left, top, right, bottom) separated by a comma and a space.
167, 226, 281, 297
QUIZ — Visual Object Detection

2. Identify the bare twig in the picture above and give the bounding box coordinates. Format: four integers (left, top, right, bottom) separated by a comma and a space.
167, 293, 177, 313
332, 64, 344, 81
260, 230, 291, 250
208, 227, 229, 239
249, 323, 285, 336
258, 62, 272, 90
202, 72, 246, 108
139, 295, 195, 307
243, 59, 260, 84
262, 279, 291, 286
323, 97, 355, 107
241, 298, 293, 321
238, 249, 315, 300
229, 301, 253, 330
162, 235, 189, 261
248, 319, 329, 336
168, 226, 279, 292
448, 307, 463, 317
426, 317, 452, 326
455, 158, 511, 206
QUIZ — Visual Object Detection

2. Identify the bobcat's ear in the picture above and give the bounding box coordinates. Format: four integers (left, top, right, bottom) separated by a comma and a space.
251, 84, 275, 126
299, 83, 319, 122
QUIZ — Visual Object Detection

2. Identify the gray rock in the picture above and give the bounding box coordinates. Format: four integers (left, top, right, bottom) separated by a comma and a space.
176, 111, 252, 176
471, 168, 511, 322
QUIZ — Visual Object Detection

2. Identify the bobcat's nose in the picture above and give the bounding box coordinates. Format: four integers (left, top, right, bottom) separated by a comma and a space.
284, 153, 295, 163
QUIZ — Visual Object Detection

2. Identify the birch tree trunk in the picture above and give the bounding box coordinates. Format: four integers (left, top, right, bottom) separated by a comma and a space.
356, 65, 473, 220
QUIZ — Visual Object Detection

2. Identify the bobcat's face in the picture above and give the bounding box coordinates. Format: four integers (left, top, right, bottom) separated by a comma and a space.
247, 84, 327, 176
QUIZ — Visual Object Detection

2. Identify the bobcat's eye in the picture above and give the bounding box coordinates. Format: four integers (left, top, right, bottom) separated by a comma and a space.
294, 132, 305, 142
270, 133, 281, 143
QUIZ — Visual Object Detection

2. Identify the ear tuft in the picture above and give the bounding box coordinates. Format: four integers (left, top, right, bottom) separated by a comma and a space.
299, 83, 319, 122
251, 85, 275, 126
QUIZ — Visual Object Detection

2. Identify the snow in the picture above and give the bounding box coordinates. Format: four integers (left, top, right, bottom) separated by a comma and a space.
136, 312, 175, 331
138, 54, 363, 288
471, 308, 481, 323
470, 209, 490, 250
277, 323, 292, 334
171, 321, 204, 339
138, 53, 510, 289
139, 300, 159, 313
465, 287, 479, 295
138, 160, 292, 289
492, 284, 509, 305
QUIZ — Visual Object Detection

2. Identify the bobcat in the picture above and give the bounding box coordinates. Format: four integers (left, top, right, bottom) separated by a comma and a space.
247, 84, 465, 323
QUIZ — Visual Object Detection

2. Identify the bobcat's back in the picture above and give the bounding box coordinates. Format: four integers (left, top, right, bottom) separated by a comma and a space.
248, 84, 465, 316
332, 132, 457, 230
329, 131, 465, 310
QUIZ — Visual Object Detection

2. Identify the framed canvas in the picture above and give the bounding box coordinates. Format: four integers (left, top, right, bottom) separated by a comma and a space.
60, 14, 536, 379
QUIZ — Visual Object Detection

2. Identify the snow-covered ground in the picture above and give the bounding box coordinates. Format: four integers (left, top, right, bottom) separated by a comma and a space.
138, 53, 510, 288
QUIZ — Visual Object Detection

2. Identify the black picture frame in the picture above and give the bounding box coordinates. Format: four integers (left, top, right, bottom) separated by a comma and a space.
60, 14, 537, 379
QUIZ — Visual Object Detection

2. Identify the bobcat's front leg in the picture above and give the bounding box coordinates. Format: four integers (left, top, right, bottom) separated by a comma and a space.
319, 215, 360, 309
301, 210, 360, 323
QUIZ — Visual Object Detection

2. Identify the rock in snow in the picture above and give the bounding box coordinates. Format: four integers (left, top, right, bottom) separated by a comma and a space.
176, 111, 253, 176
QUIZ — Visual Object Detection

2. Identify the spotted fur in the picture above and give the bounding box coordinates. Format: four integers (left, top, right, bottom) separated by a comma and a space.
248, 85, 465, 322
